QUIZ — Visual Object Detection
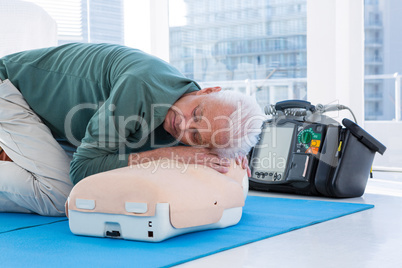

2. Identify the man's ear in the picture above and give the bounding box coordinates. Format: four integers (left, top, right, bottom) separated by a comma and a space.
195, 86, 221, 95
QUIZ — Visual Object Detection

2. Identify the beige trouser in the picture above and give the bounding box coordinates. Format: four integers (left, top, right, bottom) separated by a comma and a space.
0, 79, 73, 216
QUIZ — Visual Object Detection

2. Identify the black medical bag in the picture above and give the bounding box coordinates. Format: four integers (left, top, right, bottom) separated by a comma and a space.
249, 100, 386, 198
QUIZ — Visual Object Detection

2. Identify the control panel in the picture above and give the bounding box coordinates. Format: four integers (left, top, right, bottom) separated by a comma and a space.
250, 120, 326, 184
296, 125, 323, 155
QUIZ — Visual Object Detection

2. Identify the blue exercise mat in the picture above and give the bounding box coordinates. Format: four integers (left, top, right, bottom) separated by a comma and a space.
0, 213, 66, 234
0, 196, 373, 267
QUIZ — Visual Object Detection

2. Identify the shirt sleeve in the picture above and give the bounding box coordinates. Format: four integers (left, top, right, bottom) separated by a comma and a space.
69, 71, 200, 184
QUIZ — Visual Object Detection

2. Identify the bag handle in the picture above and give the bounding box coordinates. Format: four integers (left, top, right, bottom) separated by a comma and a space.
342, 118, 387, 155
275, 100, 315, 112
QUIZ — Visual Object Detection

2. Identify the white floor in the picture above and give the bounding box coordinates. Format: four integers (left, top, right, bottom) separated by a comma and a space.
177, 171, 402, 268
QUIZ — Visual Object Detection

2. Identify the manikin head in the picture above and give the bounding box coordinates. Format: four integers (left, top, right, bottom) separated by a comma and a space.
163, 87, 265, 157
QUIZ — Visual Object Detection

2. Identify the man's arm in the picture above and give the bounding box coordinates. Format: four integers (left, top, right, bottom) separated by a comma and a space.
69, 71, 200, 185
128, 146, 251, 176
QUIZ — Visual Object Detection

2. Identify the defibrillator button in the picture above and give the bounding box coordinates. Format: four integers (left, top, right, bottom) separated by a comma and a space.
300, 131, 312, 144
125, 202, 148, 213
311, 139, 321, 147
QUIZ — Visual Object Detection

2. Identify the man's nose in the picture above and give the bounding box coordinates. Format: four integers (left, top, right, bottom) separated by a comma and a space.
177, 115, 187, 131
177, 115, 196, 131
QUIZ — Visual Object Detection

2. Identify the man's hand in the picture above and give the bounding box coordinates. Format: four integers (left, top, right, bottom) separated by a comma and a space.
235, 155, 251, 177
128, 146, 231, 174
0, 147, 12, 162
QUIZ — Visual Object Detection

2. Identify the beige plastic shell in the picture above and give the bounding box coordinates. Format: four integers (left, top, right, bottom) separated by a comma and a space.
66, 160, 246, 229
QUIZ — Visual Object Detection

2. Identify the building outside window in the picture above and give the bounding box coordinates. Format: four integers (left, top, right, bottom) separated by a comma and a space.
26, 0, 125, 45
169, 0, 401, 122
169, 0, 308, 108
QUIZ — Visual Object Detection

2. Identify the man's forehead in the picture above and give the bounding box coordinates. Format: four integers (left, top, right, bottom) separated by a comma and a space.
201, 107, 233, 147
202, 97, 234, 117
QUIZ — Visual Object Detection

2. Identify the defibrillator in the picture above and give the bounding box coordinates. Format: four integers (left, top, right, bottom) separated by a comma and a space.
249, 100, 386, 197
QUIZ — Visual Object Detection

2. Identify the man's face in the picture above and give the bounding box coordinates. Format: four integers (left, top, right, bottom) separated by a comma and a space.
163, 88, 234, 148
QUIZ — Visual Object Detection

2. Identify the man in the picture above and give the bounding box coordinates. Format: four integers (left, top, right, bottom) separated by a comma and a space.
0, 43, 264, 216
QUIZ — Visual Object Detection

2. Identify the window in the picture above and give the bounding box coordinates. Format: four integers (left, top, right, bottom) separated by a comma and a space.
364, 0, 402, 170
169, 0, 307, 107
26, 0, 125, 45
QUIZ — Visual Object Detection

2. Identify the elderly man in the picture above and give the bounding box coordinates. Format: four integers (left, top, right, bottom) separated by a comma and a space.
0, 43, 264, 216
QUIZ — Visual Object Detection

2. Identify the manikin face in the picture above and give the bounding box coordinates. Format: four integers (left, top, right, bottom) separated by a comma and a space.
163, 87, 235, 148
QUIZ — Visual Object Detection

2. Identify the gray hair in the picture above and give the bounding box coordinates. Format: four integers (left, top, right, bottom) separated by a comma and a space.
206, 90, 266, 157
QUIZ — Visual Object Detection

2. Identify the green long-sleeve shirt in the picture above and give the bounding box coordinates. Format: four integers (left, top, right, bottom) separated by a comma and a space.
0, 43, 200, 184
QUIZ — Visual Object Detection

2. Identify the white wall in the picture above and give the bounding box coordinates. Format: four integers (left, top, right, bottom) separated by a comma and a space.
124, 0, 169, 62
307, 0, 365, 124
365, 121, 402, 170
0, 0, 57, 57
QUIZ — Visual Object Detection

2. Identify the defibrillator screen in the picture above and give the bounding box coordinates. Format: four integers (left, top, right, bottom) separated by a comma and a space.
251, 122, 295, 181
